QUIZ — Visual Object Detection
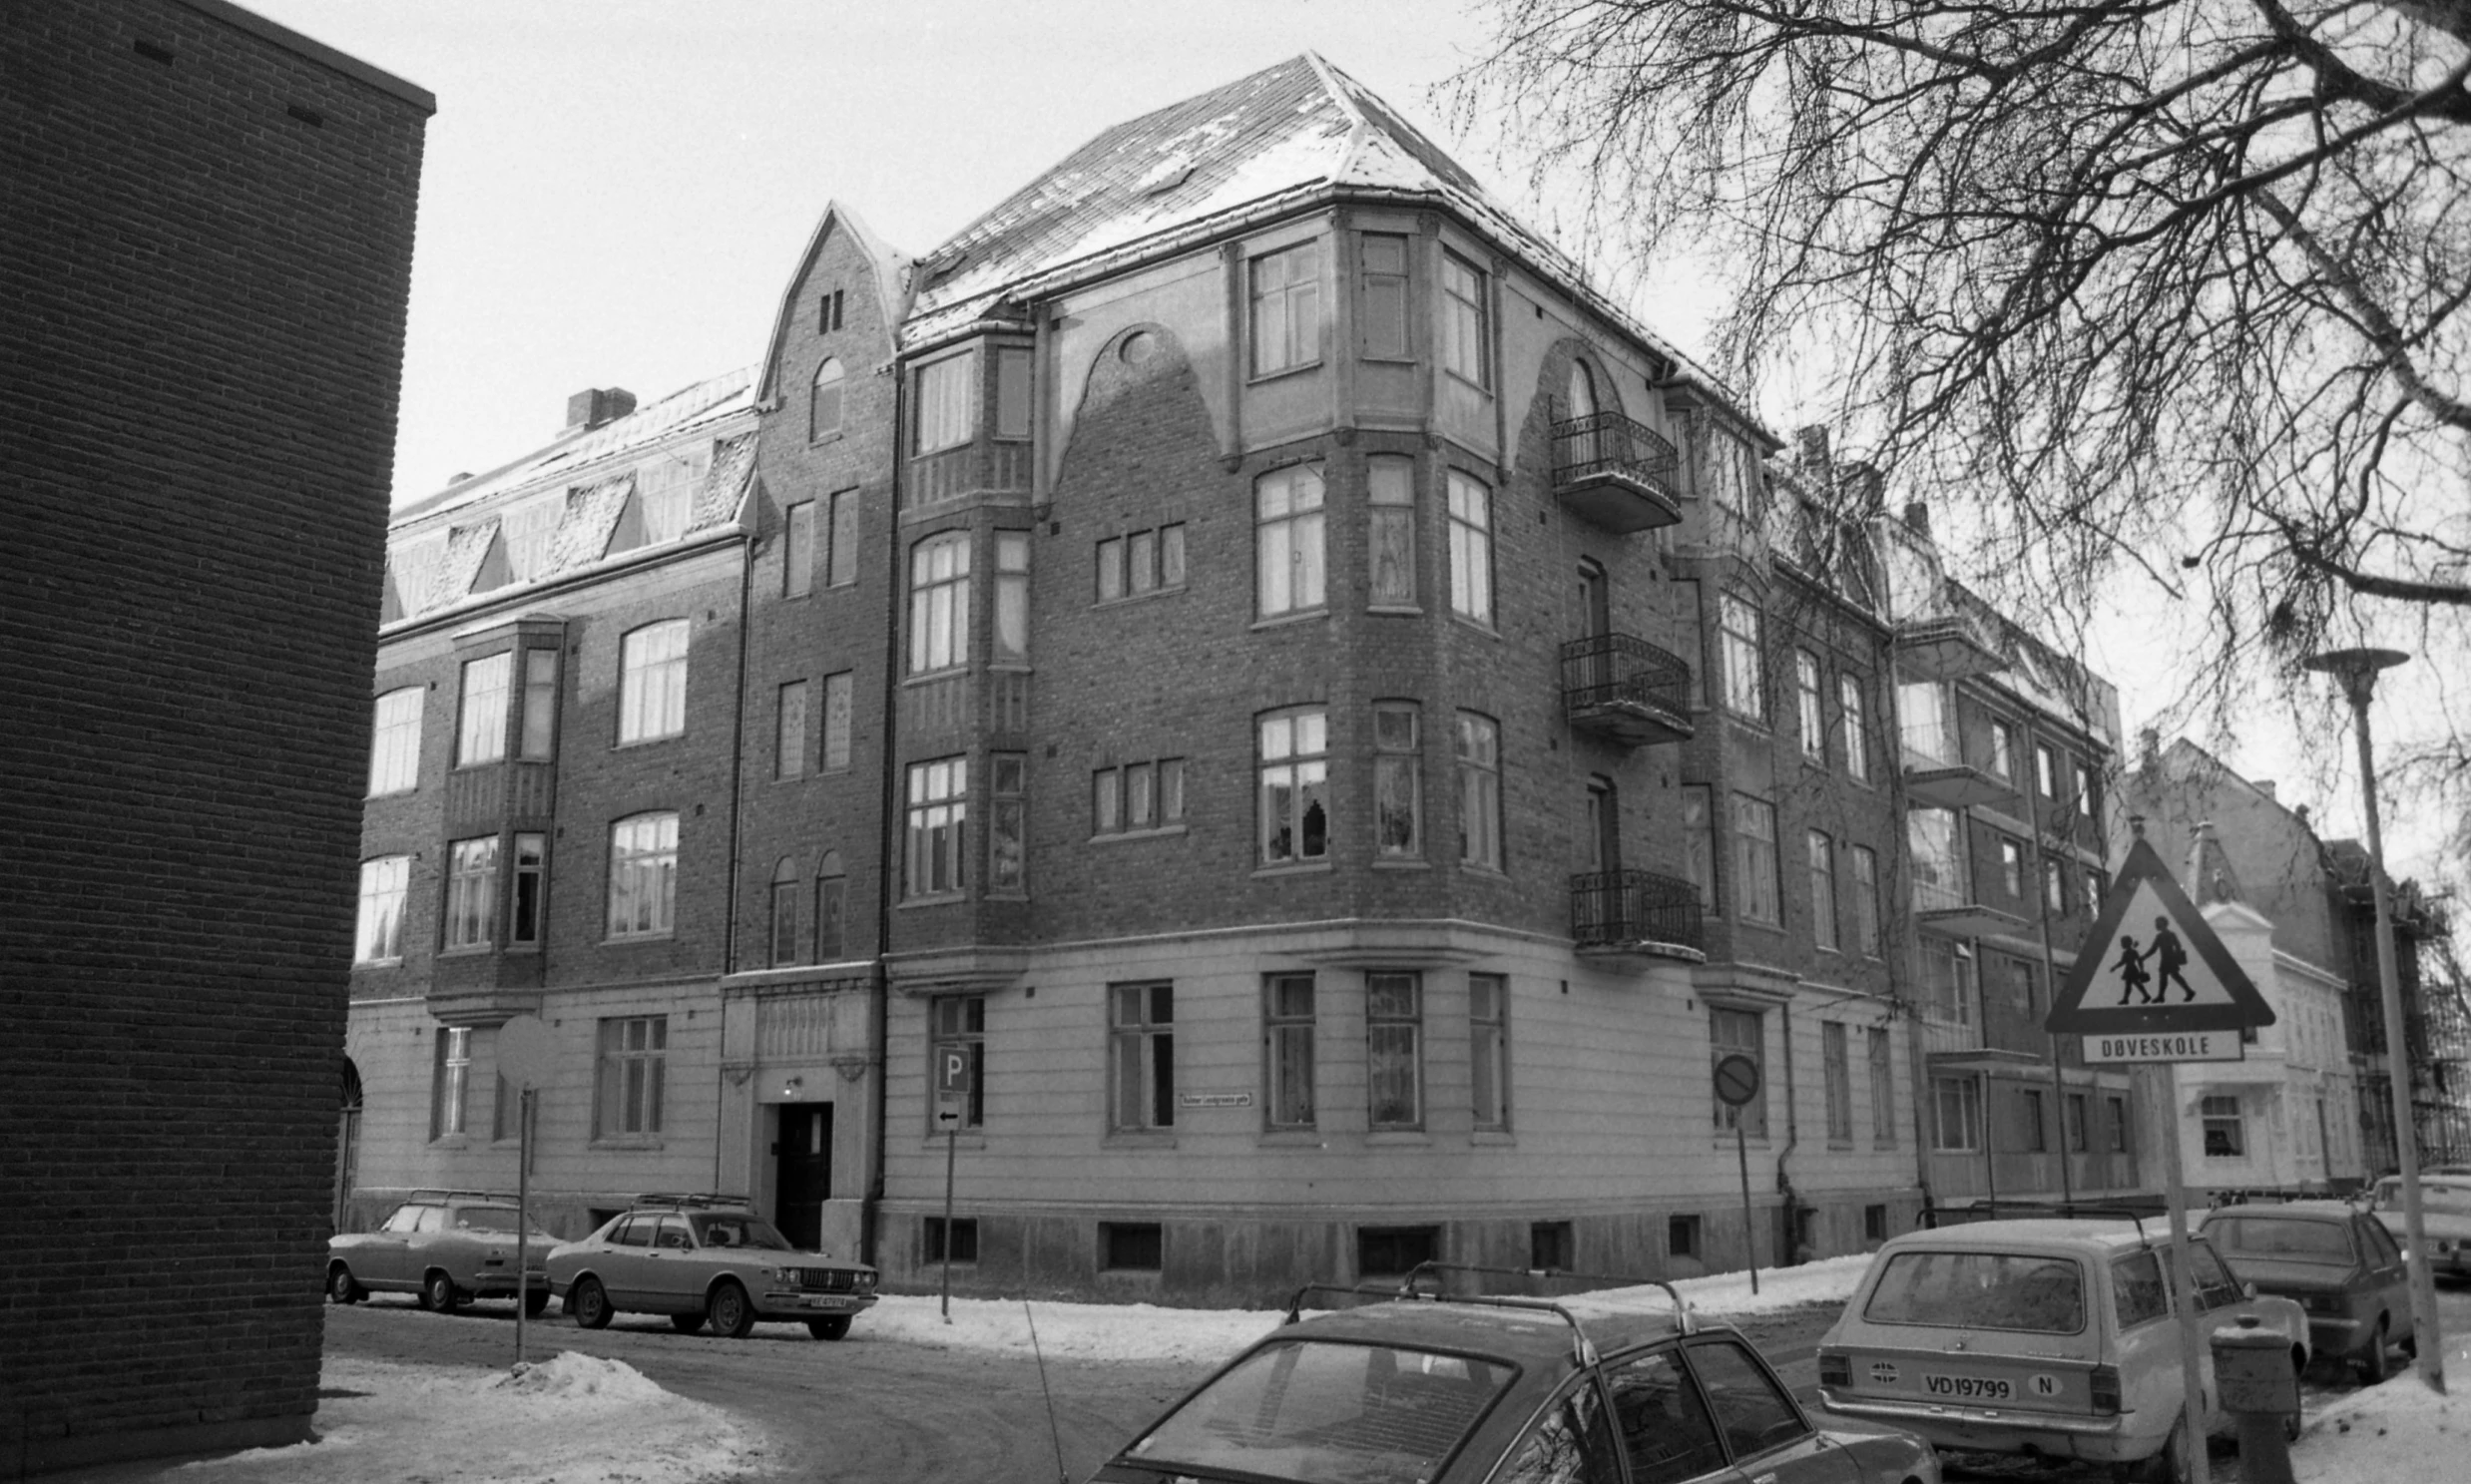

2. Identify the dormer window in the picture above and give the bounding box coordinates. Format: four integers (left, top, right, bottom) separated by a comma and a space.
810, 357, 845, 442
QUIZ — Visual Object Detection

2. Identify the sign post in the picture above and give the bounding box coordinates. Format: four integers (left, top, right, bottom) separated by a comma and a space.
496, 1014, 557, 1370
1713, 1053, 1762, 1296
933, 1044, 971, 1322
2046, 829, 2276, 1484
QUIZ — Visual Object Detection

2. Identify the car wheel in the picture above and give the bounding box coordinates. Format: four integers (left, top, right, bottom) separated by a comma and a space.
807, 1314, 851, 1341
569, 1275, 613, 1330
2136, 1414, 2195, 1484
326, 1265, 363, 1305
421, 1271, 462, 1313
523, 1288, 551, 1318
709, 1280, 756, 1339
671, 1312, 708, 1334
2355, 1317, 2393, 1385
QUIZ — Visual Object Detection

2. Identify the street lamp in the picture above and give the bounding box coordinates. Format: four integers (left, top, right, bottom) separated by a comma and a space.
2302, 646, 2445, 1392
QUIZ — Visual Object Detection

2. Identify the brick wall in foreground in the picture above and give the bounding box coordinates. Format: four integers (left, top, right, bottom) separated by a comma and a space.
0, 1, 429, 1474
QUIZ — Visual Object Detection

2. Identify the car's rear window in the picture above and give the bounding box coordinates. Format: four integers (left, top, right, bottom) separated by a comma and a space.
1124, 1337, 1514, 1484
454, 1208, 553, 1237
2207, 1216, 2356, 1265
1862, 1250, 2087, 1333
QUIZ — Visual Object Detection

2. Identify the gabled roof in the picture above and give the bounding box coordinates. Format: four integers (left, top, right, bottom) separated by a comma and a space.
900, 53, 1740, 417
751, 202, 911, 405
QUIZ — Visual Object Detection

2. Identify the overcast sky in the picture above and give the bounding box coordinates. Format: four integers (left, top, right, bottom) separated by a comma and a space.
245, 0, 2453, 880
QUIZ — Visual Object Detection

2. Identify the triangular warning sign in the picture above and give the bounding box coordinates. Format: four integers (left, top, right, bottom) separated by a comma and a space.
2047, 837, 2275, 1035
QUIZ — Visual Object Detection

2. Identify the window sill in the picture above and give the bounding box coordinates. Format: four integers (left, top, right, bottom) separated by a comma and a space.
1253, 860, 1334, 879
366, 787, 417, 801
1371, 857, 1430, 871
1366, 1130, 1430, 1146
1448, 612, 1501, 639
1094, 585, 1189, 609
1091, 824, 1189, 845
897, 894, 967, 909
1359, 354, 1418, 367
1442, 369, 1493, 398
613, 735, 684, 750
1459, 862, 1509, 881
604, 933, 677, 945
1245, 359, 1324, 387
1258, 1129, 1322, 1148
1102, 1131, 1177, 1150
438, 945, 492, 959
354, 958, 404, 970
429, 1134, 472, 1150
1470, 1129, 1515, 1146
1249, 610, 1328, 633
591, 1137, 666, 1151
809, 429, 845, 449
1366, 604, 1423, 617
901, 669, 968, 688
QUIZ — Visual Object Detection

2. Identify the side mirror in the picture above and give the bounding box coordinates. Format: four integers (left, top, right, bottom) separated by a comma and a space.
2242, 1280, 2257, 1300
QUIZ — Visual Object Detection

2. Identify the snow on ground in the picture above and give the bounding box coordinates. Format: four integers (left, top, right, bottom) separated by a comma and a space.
2292, 1331, 2471, 1483
174, 1352, 760, 1484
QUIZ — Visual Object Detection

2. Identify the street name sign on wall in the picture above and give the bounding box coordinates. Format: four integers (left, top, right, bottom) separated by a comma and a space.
2046, 836, 2273, 1054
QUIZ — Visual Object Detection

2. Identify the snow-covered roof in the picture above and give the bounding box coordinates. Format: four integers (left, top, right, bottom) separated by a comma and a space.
901, 53, 1745, 421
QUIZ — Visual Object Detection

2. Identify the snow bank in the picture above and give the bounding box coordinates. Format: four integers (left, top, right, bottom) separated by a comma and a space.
2293, 1333, 2471, 1483
174, 1355, 757, 1484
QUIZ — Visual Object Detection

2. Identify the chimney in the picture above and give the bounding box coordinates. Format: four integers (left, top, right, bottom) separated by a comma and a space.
2255, 780, 2277, 801
564, 386, 637, 433
1902, 500, 1930, 536
2138, 727, 2161, 774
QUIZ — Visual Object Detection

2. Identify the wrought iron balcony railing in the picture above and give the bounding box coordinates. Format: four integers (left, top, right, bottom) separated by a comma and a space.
1572, 868, 1706, 953
1562, 633, 1693, 745
1549, 411, 1683, 533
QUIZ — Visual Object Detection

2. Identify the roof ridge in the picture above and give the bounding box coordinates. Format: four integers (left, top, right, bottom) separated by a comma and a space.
1302, 51, 1373, 185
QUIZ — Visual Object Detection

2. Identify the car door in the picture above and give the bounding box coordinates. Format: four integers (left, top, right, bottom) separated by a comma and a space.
358, 1203, 424, 1288
1684, 1337, 1859, 1484
2355, 1216, 2411, 1339
1490, 1373, 1631, 1484
597, 1216, 655, 1306
1602, 1344, 1736, 1484
640, 1214, 698, 1312
402, 1204, 449, 1282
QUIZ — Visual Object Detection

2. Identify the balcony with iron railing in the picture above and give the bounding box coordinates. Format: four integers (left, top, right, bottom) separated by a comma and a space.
1550, 411, 1683, 534
1571, 869, 1706, 959
1911, 871, 2029, 941
1893, 609, 2007, 683
1562, 634, 1693, 746
1900, 719, 2010, 810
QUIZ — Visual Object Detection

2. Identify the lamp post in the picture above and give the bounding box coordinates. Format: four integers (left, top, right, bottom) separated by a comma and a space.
2302, 646, 2445, 1392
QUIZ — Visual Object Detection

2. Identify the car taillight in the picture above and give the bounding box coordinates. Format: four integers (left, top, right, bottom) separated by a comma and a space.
2090, 1364, 2121, 1415
2302, 1294, 2341, 1314
1818, 1350, 1851, 1387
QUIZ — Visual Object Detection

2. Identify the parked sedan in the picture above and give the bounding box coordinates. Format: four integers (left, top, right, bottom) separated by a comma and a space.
1094, 1279, 1940, 1484
545, 1195, 878, 1339
327, 1189, 553, 1314
2199, 1201, 2416, 1381
2364, 1173, 2471, 1279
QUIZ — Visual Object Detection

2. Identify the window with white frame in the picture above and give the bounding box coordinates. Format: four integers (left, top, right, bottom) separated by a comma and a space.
988, 752, 1026, 893
1372, 703, 1421, 858
904, 756, 968, 898
1110, 982, 1175, 1131
2202, 1095, 2245, 1157
1249, 242, 1322, 376
1934, 1076, 1982, 1151
1823, 1022, 1852, 1144
1909, 806, 1966, 910
1367, 456, 1416, 606
1922, 937, 1976, 1024
1258, 708, 1328, 865
776, 680, 808, 781
1445, 470, 1494, 623
1439, 251, 1489, 387
443, 835, 499, 951
1358, 233, 1409, 358
768, 856, 800, 966
1094, 756, 1186, 835
1808, 830, 1838, 950
432, 1027, 471, 1140
2000, 837, 2026, 899
519, 649, 558, 760
1733, 793, 1779, 924
995, 346, 1033, 440
618, 620, 689, 743
993, 531, 1030, 665
368, 688, 423, 795
2044, 858, 2068, 914
510, 832, 545, 946
822, 672, 853, 771
908, 533, 971, 674
1991, 721, 2018, 782
1264, 973, 1315, 1130
1456, 712, 1502, 869
1367, 972, 1423, 1129
1869, 1027, 1896, 1145
914, 351, 976, 454
826, 488, 858, 588
784, 500, 815, 598
1097, 523, 1188, 601
636, 452, 697, 546
1720, 592, 1764, 721
456, 652, 511, 766
354, 856, 409, 964
1711, 1008, 1766, 1136
607, 812, 678, 938
1470, 973, 1509, 1131
2036, 742, 2059, 798
810, 356, 845, 441
1795, 651, 1824, 760
595, 1016, 667, 1138
1255, 464, 1325, 618
814, 852, 847, 961
1840, 674, 1870, 780
1849, 844, 1882, 956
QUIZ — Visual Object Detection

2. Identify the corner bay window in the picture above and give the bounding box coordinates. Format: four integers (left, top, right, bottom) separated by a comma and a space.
1372, 704, 1420, 857
607, 812, 679, 938
1255, 464, 1325, 618
914, 350, 975, 454
1934, 1076, 1983, 1151
1440, 250, 1489, 387
1249, 241, 1321, 376
1732, 793, 1779, 925
367, 687, 423, 795
1366, 972, 1423, 1130
596, 1016, 667, 1139
1719, 592, 1764, 722
1446, 470, 1494, 623
510, 832, 545, 946
1258, 709, 1328, 865
431, 1027, 470, 1140
354, 856, 408, 964
1367, 456, 1416, 606
909, 533, 970, 674
1470, 973, 1509, 1131
993, 531, 1030, 665
905, 756, 968, 897
1358, 233, 1408, 358
1456, 713, 1501, 869
457, 652, 510, 766
1111, 982, 1175, 1132
443, 835, 499, 950
988, 753, 1025, 893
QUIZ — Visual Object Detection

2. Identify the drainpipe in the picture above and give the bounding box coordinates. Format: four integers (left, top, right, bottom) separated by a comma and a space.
863, 345, 910, 1269
722, 516, 755, 1198
1882, 643, 1938, 1221
2017, 710, 2076, 1209
1775, 1001, 1802, 1263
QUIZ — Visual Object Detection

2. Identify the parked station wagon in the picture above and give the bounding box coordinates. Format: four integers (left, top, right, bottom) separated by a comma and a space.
1094, 1269, 1941, 1484
2196, 1201, 2415, 1383
545, 1193, 878, 1339
2364, 1172, 2471, 1280
1815, 1218, 2308, 1483
327, 1189, 553, 1314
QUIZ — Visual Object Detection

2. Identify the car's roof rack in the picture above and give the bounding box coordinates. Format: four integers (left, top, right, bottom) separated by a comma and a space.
407, 1188, 518, 1205
1276, 1261, 1697, 1368
632, 1192, 752, 1210
1921, 1199, 2156, 1244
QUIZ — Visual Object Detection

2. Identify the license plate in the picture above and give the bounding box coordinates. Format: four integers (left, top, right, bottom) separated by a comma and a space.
1922, 1374, 2013, 1401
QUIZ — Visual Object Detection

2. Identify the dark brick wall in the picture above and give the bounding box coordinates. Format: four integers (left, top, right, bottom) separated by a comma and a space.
0, 1, 428, 1473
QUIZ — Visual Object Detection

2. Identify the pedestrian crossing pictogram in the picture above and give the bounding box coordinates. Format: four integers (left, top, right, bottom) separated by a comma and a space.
2046, 836, 2274, 1040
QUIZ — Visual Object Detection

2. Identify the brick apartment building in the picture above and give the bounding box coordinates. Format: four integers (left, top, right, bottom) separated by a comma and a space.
340, 55, 2127, 1302
1, 1, 428, 1473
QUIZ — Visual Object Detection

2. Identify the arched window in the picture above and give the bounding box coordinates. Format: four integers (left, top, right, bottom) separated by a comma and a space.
1568, 358, 1598, 420
768, 856, 801, 967
815, 849, 847, 961
810, 356, 845, 442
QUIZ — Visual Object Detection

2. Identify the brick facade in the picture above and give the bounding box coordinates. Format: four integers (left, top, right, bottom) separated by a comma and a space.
0, 2, 428, 1473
